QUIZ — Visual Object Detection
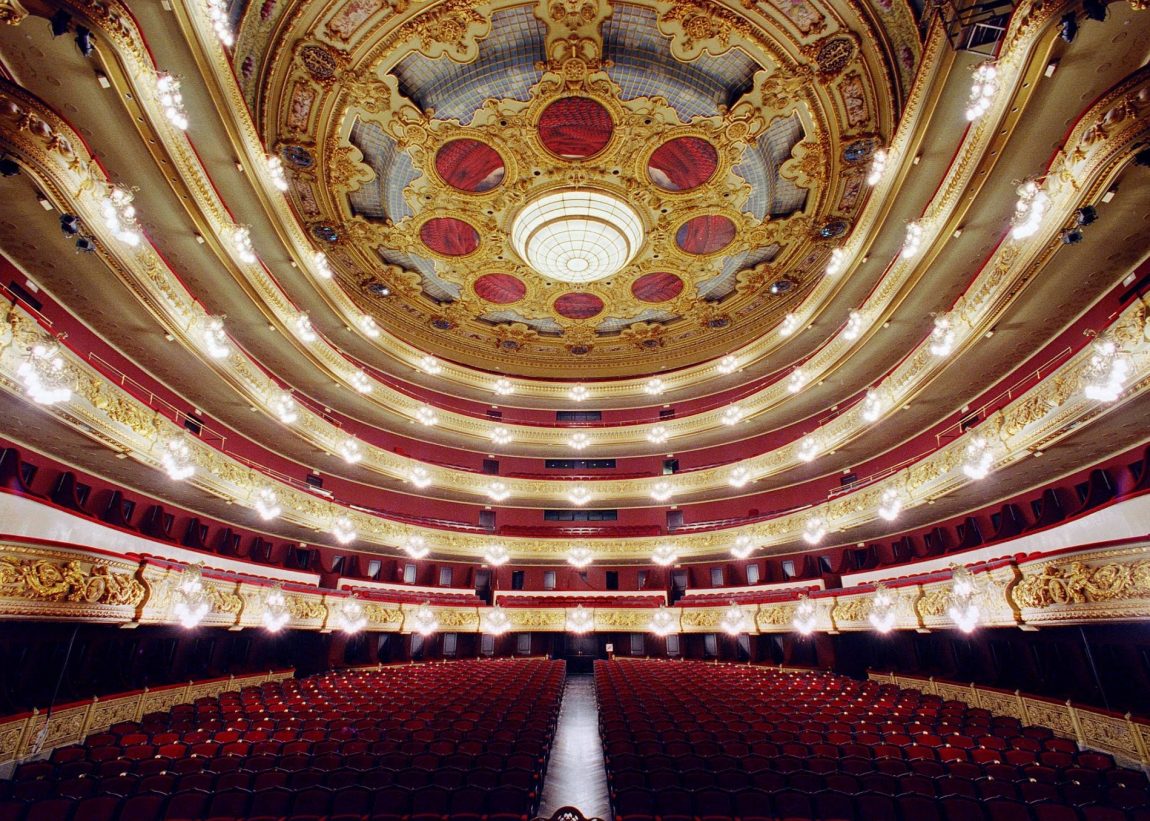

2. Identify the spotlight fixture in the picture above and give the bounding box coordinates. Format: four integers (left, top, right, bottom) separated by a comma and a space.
339, 596, 367, 634
802, 515, 827, 545
404, 535, 429, 559
648, 606, 678, 636
730, 535, 754, 559
159, 433, 196, 481
483, 544, 510, 566
720, 603, 749, 636
17, 341, 73, 405
485, 482, 511, 502
961, 434, 994, 480
493, 378, 515, 396
49, 10, 72, 37
0, 157, 19, 177
312, 251, 333, 279
1082, 0, 1106, 21
901, 221, 924, 258
199, 316, 231, 360
566, 545, 594, 568
647, 425, 670, 445
1075, 205, 1098, 226
964, 62, 998, 121
252, 486, 282, 521
331, 514, 357, 544
74, 26, 94, 57
265, 154, 288, 192
483, 606, 512, 636
728, 467, 751, 488
1009, 180, 1050, 240
1135, 148, 1150, 167
649, 481, 674, 503
1059, 12, 1078, 42
357, 314, 381, 338
869, 585, 897, 633
717, 355, 738, 374
793, 595, 818, 635
294, 313, 318, 343
228, 226, 257, 264
1060, 228, 1083, 245
267, 388, 296, 423
408, 467, 432, 488
566, 605, 594, 634
1082, 336, 1130, 402
947, 565, 980, 633
337, 437, 363, 464
720, 405, 744, 426
866, 148, 888, 186
172, 564, 211, 628
929, 314, 956, 357
59, 214, 81, 236
825, 248, 847, 276
567, 486, 592, 506
651, 544, 678, 566
861, 387, 886, 423
75, 237, 97, 253
842, 310, 864, 341
156, 74, 189, 130
877, 487, 903, 521
262, 585, 290, 633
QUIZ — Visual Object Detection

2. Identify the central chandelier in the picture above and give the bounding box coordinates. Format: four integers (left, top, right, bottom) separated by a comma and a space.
511, 189, 643, 283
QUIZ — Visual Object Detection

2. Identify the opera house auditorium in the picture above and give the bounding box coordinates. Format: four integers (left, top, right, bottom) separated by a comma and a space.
0, 0, 1148, 816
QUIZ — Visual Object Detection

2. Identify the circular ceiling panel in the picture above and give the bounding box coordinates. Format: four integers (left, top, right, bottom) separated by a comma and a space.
554, 292, 606, 319
537, 97, 614, 159
474, 273, 527, 304
435, 139, 506, 193
675, 215, 736, 255
648, 137, 719, 191
511, 189, 644, 283
631, 272, 685, 303
419, 217, 480, 256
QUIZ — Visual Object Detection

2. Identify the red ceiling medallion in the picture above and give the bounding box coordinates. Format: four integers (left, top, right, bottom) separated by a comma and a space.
435, 140, 506, 193
631, 272, 685, 303
474, 273, 527, 304
648, 137, 719, 191
675, 215, 736, 255
420, 217, 480, 256
554, 292, 606, 319
538, 97, 614, 159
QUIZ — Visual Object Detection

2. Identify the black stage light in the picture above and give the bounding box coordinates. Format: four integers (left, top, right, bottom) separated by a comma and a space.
1083, 0, 1107, 21
74, 26, 93, 57
0, 157, 19, 177
1075, 205, 1098, 226
75, 237, 96, 253
60, 214, 80, 236
1059, 12, 1078, 42
1060, 228, 1084, 245
1135, 148, 1150, 167
49, 9, 71, 37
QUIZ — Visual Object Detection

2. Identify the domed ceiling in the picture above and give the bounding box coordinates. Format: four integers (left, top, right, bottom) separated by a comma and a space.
238, 0, 919, 377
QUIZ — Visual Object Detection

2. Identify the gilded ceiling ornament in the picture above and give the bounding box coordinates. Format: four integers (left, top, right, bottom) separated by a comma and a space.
802, 33, 859, 78
408, 0, 490, 61
619, 321, 667, 350
327, 144, 375, 193
492, 322, 540, 351
297, 42, 347, 87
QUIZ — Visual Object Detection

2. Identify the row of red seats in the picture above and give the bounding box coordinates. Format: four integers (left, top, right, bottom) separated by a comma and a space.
595, 661, 1144, 821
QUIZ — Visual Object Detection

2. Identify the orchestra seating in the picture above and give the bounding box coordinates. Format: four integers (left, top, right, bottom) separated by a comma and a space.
1, 659, 564, 821
596, 660, 1150, 821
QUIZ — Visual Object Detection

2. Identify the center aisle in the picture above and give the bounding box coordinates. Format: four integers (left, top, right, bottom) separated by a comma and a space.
538, 675, 612, 820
